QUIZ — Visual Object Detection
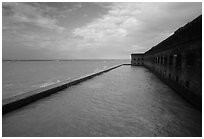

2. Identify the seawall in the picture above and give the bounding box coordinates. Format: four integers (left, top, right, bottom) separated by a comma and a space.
131, 15, 202, 110
3, 64, 125, 114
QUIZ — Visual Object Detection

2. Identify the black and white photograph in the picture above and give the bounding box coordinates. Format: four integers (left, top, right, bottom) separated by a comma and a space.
2, 1, 202, 137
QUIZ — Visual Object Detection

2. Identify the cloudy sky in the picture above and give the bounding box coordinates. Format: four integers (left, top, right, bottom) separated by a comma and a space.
2, 2, 202, 60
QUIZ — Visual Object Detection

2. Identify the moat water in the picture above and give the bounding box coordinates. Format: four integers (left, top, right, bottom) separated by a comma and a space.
2, 66, 202, 137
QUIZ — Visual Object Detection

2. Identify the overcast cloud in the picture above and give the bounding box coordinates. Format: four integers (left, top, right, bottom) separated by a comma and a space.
2, 2, 202, 59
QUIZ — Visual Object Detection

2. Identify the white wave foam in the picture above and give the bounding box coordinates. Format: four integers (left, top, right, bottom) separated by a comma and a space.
37, 80, 61, 88
4, 83, 13, 87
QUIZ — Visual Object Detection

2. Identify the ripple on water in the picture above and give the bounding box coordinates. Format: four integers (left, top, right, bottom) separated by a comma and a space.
2, 66, 202, 137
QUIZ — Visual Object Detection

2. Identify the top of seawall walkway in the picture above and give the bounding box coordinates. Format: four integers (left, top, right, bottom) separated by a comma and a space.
3, 64, 129, 114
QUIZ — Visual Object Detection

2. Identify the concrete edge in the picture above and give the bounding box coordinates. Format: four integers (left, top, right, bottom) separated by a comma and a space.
2, 64, 128, 114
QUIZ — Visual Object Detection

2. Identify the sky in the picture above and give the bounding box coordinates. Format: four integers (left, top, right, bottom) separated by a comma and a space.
2, 2, 202, 60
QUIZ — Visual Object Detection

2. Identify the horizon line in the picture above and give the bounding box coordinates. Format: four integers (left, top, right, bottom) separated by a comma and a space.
3, 59, 130, 61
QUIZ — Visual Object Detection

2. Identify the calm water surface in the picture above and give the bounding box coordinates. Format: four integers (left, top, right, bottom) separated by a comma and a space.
2, 60, 129, 99
3, 66, 201, 137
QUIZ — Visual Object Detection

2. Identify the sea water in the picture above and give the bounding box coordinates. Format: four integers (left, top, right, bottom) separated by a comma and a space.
2, 60, 129, 99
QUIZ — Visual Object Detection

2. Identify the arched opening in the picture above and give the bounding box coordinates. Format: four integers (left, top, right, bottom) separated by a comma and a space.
169, 73, 171, 78
186, 81, 190, 88
164, 56, 167, 65
186, 52, 195, 67
176, 76, 179, 82
175, 54, 182, 67
169, 54, 173, 65
160, 56, 163, 64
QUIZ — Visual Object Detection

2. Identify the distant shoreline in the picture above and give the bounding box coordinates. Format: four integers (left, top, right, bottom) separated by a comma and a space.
3, 59, 130, 61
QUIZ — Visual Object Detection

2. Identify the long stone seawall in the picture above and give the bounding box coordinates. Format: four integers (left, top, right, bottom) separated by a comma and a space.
131, 15, 202, 110
3, 64, 125, 114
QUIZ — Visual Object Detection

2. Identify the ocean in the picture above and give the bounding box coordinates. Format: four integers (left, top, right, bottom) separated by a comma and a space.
2, 60, 130, 99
